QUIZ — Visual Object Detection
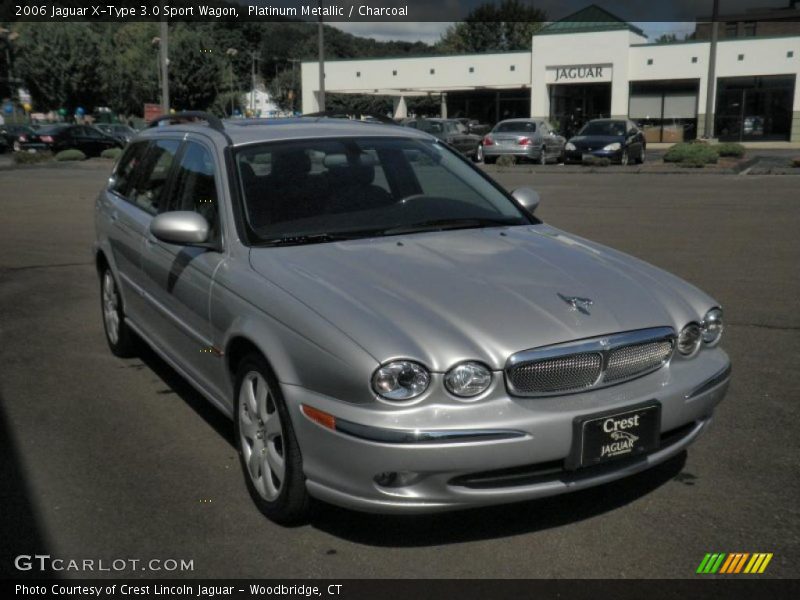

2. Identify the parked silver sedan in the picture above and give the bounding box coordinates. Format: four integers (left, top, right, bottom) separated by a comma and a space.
95, 113, 730, 523
480, 119, 566, 164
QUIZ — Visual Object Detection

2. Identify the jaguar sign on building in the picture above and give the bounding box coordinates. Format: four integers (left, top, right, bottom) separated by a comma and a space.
546, 65, 613, 84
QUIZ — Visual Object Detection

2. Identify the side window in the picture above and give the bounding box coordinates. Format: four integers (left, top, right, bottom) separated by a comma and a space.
167, 141, 220, 240
111, 141, 149, 197
128, 139, 180, 215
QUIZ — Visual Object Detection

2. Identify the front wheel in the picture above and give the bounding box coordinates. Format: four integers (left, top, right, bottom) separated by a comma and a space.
235, 354, 311, 524
620, 149, 630, 166
100, 266, 138, 357
637, 146, 646, 164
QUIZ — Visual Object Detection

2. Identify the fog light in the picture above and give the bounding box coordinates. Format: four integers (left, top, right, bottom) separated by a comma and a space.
678, 323, 702, 356
374, 471, 420, 488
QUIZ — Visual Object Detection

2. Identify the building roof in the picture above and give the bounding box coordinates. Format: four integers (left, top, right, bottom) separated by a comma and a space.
537, 4, 646, 37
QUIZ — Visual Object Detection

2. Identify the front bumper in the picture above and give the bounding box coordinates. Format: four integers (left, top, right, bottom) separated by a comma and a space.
565, 148, 623, 163
285, 348, 730, 513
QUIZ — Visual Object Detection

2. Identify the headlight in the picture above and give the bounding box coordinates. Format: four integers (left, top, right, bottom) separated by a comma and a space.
677, 323, 702, 356
372, 361, 430, 401
603, 142, 621, 151
565, 142, 576, 151
444, 362, 492, 398
702, 308, 724, 345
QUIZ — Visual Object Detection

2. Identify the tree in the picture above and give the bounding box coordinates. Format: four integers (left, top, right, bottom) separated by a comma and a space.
266, 68, 299, 113
168, 25, 226, 111
13, 22, 103, 113
655, 33, 678, 43
97, 23, 160, 115
438, 0, 547, 53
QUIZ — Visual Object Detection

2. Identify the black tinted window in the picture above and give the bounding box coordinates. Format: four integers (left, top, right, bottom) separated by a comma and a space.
167, 142, 219, 240
111, 141, 149, 197
495, 121, 536, 133
127, 139, 180, 214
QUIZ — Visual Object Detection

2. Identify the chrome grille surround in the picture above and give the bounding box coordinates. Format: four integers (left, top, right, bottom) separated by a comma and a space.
505, 327, 676, 397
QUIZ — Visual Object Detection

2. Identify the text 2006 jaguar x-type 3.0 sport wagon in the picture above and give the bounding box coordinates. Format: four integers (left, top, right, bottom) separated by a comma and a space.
94, 112, 730, 523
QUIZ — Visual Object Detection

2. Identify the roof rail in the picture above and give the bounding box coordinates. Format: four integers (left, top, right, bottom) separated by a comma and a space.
301, 110, 398, 125
148, 111, 226, 133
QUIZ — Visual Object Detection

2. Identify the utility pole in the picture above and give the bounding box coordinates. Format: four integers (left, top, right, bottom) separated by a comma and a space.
251, 51, 259, 113
317, 7, 325, 112
159, 20, 169, 112
703, 0, 719, 139
288, 58, 301, 114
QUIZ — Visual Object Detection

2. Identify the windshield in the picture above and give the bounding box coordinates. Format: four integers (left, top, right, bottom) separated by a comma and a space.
495, 121, 536, 134
578, 121, 626, 136
235, 137, 532, 245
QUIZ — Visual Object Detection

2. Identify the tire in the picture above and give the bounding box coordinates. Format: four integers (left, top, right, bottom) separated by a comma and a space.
234, 353, 311, 525
539, 147, 547, 165
13, 141, 21, 152
638, 146, 646, 164
100, 266, 138, 358
620, 149, 629, 166
475, 144, 484, 163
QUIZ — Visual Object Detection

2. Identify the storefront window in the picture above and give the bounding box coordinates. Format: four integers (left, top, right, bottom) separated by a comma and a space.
629, 80, 699, 143
715, 75, 795, 141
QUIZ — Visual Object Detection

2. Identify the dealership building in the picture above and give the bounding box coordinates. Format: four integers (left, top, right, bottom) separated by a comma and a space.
301, 5, 800, 142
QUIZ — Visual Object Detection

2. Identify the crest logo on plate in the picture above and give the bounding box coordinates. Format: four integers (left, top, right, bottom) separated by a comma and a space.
557, 293, 593, 315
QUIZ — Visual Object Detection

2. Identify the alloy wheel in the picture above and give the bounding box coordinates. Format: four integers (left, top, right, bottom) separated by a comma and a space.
539, 147, 547, 165
238, 371, 285, 501
102, 271, 120, 345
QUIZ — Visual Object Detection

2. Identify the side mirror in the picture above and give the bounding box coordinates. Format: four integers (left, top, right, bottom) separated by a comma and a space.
511, 187, 540, 214
150, 211, 210, 245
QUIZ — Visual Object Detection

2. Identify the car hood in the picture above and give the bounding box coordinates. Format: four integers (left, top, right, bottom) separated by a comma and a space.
569, 135, 624, 149
248, 226, 714, 371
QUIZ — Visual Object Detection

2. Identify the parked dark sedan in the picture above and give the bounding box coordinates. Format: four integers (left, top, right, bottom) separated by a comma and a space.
95, 123, 136, 145
0, 124, 37, 152
19, 124, 122, 156
402, 118, 482, 160
564, 119, 646, 165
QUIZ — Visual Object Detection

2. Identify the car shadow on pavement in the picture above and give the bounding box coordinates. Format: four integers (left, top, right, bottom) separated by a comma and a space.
0, 392, 56, 579
135, 343, 235, 448
309, 452, 687, 547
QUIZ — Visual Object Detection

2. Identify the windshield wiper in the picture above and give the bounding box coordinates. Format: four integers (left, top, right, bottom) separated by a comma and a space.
258, 229, 384, 247
381, 217, 520, 236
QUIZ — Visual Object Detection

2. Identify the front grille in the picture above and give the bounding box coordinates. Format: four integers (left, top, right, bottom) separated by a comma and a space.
506, 327, 675, 397
605, 340, 674, 383
508, 352, 602, 394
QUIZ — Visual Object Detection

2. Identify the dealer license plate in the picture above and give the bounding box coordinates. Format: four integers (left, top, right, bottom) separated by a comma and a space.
568, 402, 661, 469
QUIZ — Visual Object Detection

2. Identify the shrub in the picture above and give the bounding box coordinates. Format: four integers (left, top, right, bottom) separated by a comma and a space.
582, 155, 610, 167
664, 143, 718, 165
12, 150, 53, 164
100, 147, 123, 160
496, 155, 516, 167
715, 142, 746, 158
679, 158, 708, 168
55, 149, 87, 161
790, 157, 800, 168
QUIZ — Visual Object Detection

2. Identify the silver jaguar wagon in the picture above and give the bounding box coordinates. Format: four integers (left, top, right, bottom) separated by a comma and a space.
94, 112, 730, 523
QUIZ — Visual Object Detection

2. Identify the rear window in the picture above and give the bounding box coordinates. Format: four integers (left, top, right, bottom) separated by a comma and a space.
494, 121, 536, 133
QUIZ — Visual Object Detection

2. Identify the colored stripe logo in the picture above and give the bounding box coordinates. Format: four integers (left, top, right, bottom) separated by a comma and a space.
696, 553, 773, 574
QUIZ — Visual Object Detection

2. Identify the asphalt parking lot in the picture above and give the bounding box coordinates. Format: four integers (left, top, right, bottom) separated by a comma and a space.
1, 162, 798, 579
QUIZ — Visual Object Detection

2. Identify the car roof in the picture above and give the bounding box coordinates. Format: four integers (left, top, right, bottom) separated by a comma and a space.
136, 117, 431, 147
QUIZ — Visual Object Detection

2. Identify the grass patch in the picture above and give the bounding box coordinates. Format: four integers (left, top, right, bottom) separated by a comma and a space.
55, 149, 87, 161
791, 157, 800, 168
496, 155, 516, 167
13, 150, 53, 164
664, 143, 719, 165
100, 147, 123, 160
